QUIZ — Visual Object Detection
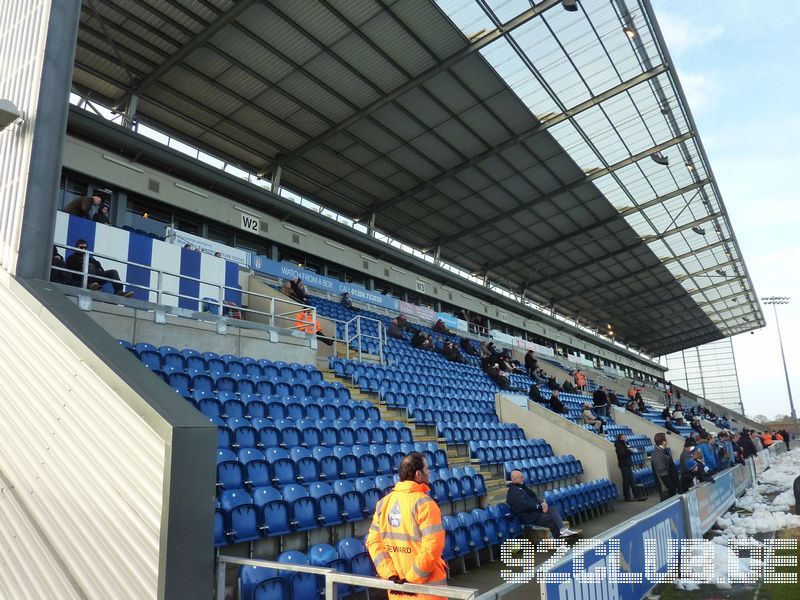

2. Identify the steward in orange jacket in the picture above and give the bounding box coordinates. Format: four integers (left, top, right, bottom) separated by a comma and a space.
366, 452, 447, 600
574, 370, 587, 389
294, 309, 321, 335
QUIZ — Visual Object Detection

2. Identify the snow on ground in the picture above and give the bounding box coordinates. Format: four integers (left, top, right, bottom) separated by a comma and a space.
674, 446, 800, 589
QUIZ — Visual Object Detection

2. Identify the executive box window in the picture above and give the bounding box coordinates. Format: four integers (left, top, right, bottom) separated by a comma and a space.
58, 173, 89, 210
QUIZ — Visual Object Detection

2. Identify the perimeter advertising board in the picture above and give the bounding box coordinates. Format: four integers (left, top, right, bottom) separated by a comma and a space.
731, 463, 752, 497
683, 469, 735, 538
541, 497, 685, 600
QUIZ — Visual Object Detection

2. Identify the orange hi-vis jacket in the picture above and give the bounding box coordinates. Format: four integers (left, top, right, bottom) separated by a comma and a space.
763, 432, 773, 447
366, 481, 447, 600
294, 309, 321, 335
575, 371, 586, 388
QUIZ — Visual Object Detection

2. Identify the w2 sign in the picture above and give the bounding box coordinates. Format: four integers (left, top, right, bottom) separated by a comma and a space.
240, 212, 260, 233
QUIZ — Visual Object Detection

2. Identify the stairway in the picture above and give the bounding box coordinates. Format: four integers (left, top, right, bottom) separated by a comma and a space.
320, 367, 509, 509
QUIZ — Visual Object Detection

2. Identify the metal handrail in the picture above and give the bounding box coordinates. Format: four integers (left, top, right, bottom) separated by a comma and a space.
216, 555, 476, 600
344, 315, 385, 364
51, 243, 318, 332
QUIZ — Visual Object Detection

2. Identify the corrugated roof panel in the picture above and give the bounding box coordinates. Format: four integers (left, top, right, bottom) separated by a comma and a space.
329, 32, 407, 93
360, 10, 438, 77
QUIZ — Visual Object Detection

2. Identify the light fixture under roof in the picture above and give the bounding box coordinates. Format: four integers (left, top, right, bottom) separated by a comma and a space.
716, 269, 727, 277
651, 152, 669, 166
685, 162, 694, 171
623, 26, 637, 39
691, 226, 706, 235
562, 0, 579, 12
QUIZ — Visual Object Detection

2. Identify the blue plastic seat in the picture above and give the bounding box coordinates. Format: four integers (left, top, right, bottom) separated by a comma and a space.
308, 482, 344, 526
217, 461, 246, 492
277, 551, 319, 600
240, 566, 286, 600
282, 485, 319, 531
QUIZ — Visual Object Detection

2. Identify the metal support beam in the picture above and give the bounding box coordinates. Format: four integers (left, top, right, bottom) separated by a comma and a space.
121, 0, 258, 100
364, 63, 669, 221
483, 179, 709, 270
123, 93, 138, 129
279, 0, 563, 164
271, 154, 283, 193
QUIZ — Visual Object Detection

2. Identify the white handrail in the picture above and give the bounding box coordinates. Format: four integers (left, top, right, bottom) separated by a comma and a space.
216, 554, 476, 600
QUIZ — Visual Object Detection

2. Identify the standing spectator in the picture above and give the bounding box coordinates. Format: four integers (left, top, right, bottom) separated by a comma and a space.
92, 203, 111, 224
695, 432, 718, 474
794, 475, 800, 516
679, 459, 701, 493
715, 432, 734, 470
524, 350, 538, 378
751, 431, 764, 453
63, 194, 103, 219
607, 391, 619, 407
574, 370, 587, 392
672, 403, 685, 426
366, 452, 446, 597
738, 430, 757, 459
679, 438, 696, 474
592, 386, 608, 418
65, 239, 133, 297
506, 470, 577, 538
651, 433, 679, 500
615, 434, 646, 502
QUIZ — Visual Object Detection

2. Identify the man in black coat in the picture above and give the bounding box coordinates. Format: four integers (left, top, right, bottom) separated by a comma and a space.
737, 429, 757, 459
650, 433, 679, 499
506, 470, 577, 538
65, 239, 133, 297
592, 386, 608, 418
524, 350, 538, 378
548, 389, 567, 415
615, 434, 646, 502
528, 382, 546, 404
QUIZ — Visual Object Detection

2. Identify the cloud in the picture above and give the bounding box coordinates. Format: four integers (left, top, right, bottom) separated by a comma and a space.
676, 71, 720, 115
654, 9, 724, 56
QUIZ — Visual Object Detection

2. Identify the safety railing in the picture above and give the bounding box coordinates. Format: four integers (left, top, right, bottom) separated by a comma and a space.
50, 243, 318, 333
216, 555, 476, 600
344, 314, 385, 364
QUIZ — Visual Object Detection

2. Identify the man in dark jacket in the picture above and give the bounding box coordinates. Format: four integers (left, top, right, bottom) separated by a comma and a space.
592, 386, 608, 417
460, 337, 478, 355
528, 382, 546, 404
738, 429, 757, 459
65, 239, 133, 297
794, 475, 800, 516
506, 470, 577, 538
548, 389, 567, 415
614, 434, 646, 502
679, 438, 696, 475
663, 415, 680, 434
651, 433, 679, 499
524, 351, 538, 378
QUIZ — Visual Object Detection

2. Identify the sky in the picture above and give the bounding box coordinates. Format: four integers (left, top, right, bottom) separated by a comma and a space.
651, 1, 800, 421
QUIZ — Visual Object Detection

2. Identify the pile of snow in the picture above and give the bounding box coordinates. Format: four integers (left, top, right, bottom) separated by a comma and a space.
674, 446, 800, 589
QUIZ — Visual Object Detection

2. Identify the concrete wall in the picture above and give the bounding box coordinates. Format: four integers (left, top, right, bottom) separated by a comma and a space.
496, 394, 622, 490
76, 295, 318, 365
611, 406, 684, 457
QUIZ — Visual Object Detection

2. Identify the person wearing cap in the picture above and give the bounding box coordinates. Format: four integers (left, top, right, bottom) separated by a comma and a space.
92, 203, 111, 224
679, 438, 696, 475
679, 459, 700, 493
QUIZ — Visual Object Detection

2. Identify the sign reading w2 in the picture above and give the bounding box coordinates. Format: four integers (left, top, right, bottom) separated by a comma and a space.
240, 213, 260, 233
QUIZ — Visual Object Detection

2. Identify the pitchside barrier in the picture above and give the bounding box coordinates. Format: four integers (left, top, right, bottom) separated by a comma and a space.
537, 441, 788, 600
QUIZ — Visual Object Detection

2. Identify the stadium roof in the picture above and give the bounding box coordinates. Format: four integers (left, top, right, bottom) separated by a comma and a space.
70, 0, 764, 356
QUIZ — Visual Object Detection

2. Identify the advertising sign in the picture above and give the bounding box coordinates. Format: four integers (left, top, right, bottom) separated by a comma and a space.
490, 330, 515, 344
249, 255, 400, 310
397, 300, 435, 322
683, 470, 735, 537
435, 312, 461, 330
167, 227, 250, 266
540, 497, 685, 600
731, 463, 751, 497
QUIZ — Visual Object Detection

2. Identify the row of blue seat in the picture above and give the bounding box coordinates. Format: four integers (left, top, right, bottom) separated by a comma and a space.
382, 391, 493, 412
239, 541, 375, 600
503, 456, 584, 484
439, 422, 525, 444
468, 439, 554, 464
159, 372, 352, 402
412, 408, 500, 426
543, 479, 619, 520
199, 396, 379, 423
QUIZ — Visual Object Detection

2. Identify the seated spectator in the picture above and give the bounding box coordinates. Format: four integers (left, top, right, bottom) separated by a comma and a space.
528, 382, 546, 404
387, 319, 404, 339
63, 194, 103, 219
671, 404, 685, 426
637, 397, 646, 413
663, 415, 680, 434
487, 363, 509, 390
608, 391, 620, 407
546, 375, 560, 391
582, 403, 604, 433
562, 379, 576, 393
460, 337, 478, 355
396, 314, 418, 334
548, 389, 567, 415
432, 318, 450, 335
661, 406, 671, 420
92, 203, 111, 224
442, 341, 466, 364
625, 399, 642, 416
50, 246, 77, 286
340, 292, 358, 311
281, 279, 296, 299
65, 239, 133, 297
479, 341, 490, 359
411, 331, 433, 351
506, 470, 577, 538
290, 278, 309, 303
